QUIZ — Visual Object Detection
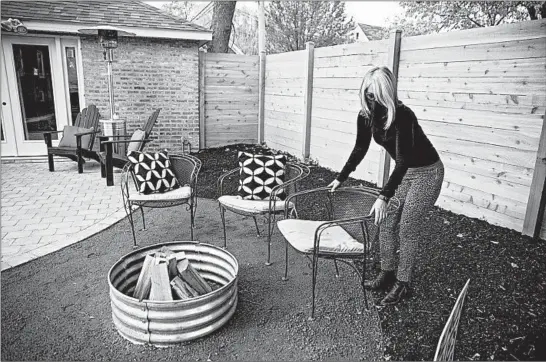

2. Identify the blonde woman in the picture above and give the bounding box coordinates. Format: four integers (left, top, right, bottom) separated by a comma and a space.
328, 66, 444, 306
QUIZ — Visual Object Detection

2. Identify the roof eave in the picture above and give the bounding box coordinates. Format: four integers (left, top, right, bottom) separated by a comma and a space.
11, 20, 212, 41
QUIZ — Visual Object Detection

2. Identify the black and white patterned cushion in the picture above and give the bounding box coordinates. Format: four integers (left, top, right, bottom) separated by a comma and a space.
127, 151, 180, 195
237, 151, 286, 200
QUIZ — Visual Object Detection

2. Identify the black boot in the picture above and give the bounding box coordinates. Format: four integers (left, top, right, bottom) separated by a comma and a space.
363, 270, 395, 290
381, 280, 410, 306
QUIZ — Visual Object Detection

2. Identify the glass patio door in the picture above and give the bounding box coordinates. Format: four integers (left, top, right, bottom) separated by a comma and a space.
1, 35, 71, 156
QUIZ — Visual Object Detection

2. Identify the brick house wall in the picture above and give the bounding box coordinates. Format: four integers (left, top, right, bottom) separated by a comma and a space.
80, 36, 200, 153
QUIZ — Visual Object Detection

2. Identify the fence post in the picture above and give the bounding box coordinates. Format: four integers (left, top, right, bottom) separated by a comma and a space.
198, 50, 206, 150
258, 1, 266, 144
258, 52, 266, 144
522, 113, 546, 238
302, 41, 315, 160
377, 29, 402, 187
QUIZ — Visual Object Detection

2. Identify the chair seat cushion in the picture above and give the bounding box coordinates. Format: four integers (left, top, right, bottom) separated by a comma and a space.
58, 126, 93, 149
129, 186, 192, 202
218, 195, 292, 214
277, 219, 364, 254
127, 151, 181, 194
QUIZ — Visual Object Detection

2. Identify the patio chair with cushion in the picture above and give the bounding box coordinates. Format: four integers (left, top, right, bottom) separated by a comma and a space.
98, 108, 161, 186
121, 151, 201, 247
276, 186, 400, 319
43, 104, 101, 173
217, 151, 310, 265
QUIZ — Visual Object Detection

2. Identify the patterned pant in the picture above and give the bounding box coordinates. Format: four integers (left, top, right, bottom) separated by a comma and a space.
380, 160, 444, 283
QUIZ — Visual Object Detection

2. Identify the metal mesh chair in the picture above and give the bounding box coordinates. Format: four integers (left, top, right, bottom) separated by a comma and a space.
121, 153, 202, 247
217, 162, 310, 265
277, 186, 400, 319
434, 278, 471, 361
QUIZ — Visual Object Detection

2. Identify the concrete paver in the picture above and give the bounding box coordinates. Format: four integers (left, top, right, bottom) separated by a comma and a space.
1, 159, 127, 271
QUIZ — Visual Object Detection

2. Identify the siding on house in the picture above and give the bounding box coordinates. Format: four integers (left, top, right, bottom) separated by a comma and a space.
81, 36, 200, 152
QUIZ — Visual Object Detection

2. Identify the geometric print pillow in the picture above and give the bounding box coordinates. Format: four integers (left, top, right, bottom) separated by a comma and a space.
127, 151, 181, 195
237, 151, 286, 201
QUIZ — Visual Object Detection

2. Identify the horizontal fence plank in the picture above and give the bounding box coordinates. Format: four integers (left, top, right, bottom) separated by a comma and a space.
397, 76, 546, 95
314, 39, 391, 58
400, 90, 546, 107
312, 96, 361, 113
399, 38, 546, 63
439, 150, 534, 187
430, 134, 537, 169
265, 78, 306, 89
266, 68, 306, 79
419, 119, 540, 152
314, 65, 382, 78
441, 160, 532, 202
441, 180, 527, 220
403, 98, 545, 116
206, 78, 260, 87
400, 19, 546, 51
265, 87, 305, 97
411, 105, 543, 133
206, 138, 257, 147
265, 139, 300, 157
314, 53, 388, 68
438, 195, 523, 232
205, 69, 259, 77
398, 57, 546, 78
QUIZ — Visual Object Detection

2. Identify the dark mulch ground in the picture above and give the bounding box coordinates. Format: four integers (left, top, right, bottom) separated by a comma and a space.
194, 144, 546, 361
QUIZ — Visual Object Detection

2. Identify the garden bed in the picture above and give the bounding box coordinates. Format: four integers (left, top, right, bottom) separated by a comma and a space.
194, 144, 546, 361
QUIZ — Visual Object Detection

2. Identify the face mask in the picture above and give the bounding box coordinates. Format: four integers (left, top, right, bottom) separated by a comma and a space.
365, 94, 387, 122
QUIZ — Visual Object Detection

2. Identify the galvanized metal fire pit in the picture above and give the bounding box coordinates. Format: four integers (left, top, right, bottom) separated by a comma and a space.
108, 241, 239, 347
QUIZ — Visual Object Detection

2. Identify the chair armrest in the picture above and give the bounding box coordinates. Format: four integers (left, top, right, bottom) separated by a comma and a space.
217, 167, 240, 197
74, 129, 101, 137
101, 139, 152, 145
42, 130, 65, 135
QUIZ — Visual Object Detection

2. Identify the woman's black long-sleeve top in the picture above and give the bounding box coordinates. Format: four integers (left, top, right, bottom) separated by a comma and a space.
336, 103, 440, 199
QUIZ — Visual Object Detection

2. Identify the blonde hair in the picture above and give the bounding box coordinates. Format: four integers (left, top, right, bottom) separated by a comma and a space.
359, 66, 398, 130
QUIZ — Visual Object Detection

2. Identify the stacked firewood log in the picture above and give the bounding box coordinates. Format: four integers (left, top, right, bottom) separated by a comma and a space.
133, 246, 212, 301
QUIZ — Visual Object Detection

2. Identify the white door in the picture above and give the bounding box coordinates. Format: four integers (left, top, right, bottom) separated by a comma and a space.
1, 53, 18, 157
2, 35, 71, 156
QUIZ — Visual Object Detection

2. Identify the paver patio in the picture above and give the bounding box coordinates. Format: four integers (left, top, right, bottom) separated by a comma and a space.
1, 158, 126, 270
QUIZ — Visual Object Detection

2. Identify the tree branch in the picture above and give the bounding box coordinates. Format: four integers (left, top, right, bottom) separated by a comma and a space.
466, 15, 485, 27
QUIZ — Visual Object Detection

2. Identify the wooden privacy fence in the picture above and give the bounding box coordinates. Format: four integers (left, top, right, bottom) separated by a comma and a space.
199, 52, 259, 148
198, 20, 546, 239
260, 19, 546, 239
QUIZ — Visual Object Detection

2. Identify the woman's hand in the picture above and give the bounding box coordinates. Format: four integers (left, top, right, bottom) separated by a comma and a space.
368, 198, 388, 225
327, 179, 341, 192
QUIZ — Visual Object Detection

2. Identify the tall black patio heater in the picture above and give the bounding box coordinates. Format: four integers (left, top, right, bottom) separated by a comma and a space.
78, 25, 135, 121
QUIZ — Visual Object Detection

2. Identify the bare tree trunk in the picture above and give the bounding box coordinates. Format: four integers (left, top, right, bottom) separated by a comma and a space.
209, 1, 237, 53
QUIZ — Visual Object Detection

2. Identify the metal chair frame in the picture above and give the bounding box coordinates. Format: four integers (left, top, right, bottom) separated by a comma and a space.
120, 153, 202, 247
217, 162, 310, 265
279, 186, 400, 319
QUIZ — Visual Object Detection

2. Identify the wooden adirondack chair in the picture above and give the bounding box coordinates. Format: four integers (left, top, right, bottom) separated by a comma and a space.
43, 104, 101, 173
98, 108, 161, 186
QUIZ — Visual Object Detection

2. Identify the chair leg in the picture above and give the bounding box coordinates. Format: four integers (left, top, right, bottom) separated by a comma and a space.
140, 207, 146, 230
334, 260, 340, 278
48, 154, 54, 172
253, 216, 261, 237
282, 239, 289, 281
265, 215, 273, 266
362, 243, 369, 310
190, 202, 195, 241
127, 204, 137, 248
219, 205, 227, 248
106, 142, 114, 186
100, 161, 106, 178
310, 251, 320, 320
